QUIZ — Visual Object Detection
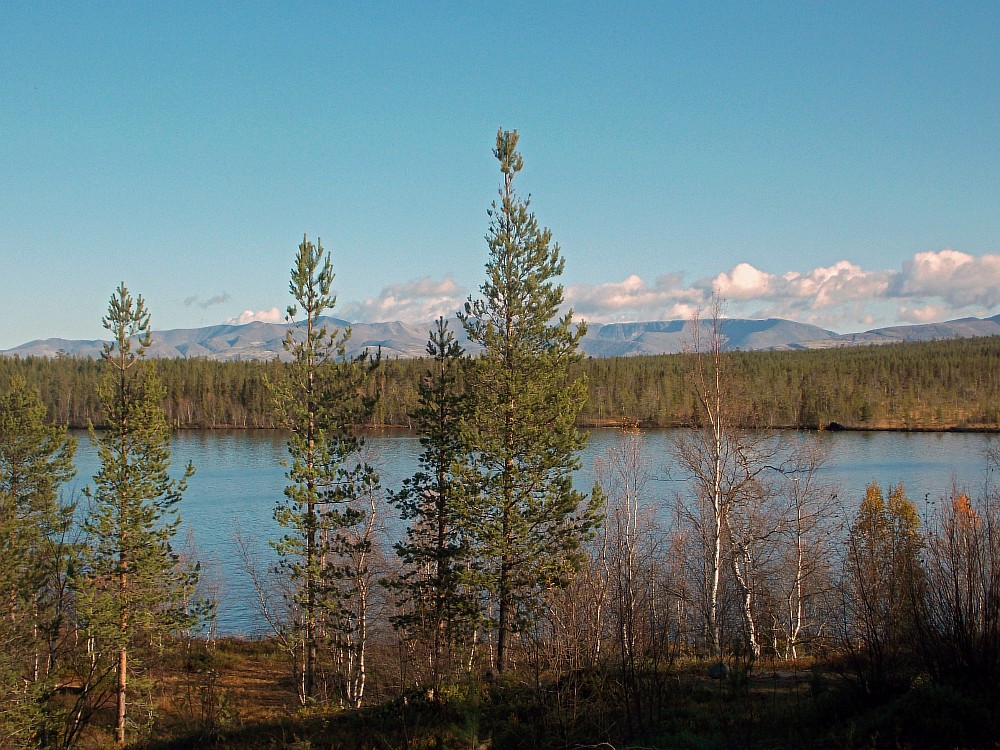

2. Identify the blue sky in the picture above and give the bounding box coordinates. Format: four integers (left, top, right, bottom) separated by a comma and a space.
2, 2, 998, 349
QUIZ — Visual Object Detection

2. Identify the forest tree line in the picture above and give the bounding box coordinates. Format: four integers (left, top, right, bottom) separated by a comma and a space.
2, 334, 1000, 432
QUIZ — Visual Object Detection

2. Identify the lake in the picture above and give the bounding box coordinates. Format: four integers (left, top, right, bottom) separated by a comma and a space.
67, 428, 999, 635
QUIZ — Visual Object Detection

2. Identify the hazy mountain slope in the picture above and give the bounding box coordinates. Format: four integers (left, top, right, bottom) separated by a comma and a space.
2, 338, 109, 359
1, 317, 434, 361
5, 315, 999, 360
793, 314, 1000, 349
579, 318, 835, 356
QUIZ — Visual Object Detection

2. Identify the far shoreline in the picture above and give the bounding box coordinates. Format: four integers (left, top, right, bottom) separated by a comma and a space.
71, 421, 1000, 435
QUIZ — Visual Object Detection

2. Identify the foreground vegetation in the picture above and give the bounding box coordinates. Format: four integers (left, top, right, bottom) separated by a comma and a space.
55, 637, 1000, 750
7, 371, 1000, 748
2, 333, 1000, 432
5, 130, 1000, 749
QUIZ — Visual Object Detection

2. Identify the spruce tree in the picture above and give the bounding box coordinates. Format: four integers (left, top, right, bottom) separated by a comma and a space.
0, 375, 76, 747
460, 129, 601, 672
272, 235, 378, 704
79, 284, 203, 746
391, 318, 475, 691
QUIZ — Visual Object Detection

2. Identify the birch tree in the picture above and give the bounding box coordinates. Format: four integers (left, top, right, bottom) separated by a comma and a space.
674, 301, 782, 658
917, 485, 1000, 688
777, 448, 838, 658
843, 481, 924, 694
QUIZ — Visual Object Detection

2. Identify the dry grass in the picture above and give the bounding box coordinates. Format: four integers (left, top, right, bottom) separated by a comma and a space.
80, 641, 998, 750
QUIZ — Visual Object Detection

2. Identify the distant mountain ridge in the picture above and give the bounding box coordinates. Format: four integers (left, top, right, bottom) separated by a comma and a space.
581, 318, 836, 356
1, 318, 433, 361
787, 315, 1000, 349
4, 314, 1000, 361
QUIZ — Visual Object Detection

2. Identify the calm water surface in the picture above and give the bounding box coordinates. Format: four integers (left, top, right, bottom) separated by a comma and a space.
68, 429, 999, 634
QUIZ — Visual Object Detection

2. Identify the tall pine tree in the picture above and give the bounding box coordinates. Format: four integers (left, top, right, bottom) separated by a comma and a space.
0, 375, 76, 747
460, 129, 601, 672
272, 235, 378, 704
391, 318, 475, 691
79, 284, 203, 746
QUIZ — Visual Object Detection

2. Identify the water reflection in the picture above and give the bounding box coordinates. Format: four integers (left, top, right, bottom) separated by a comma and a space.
68, 428, 997, 634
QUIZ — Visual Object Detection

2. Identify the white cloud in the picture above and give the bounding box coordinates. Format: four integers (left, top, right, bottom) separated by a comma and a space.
561, 249, 1000, 330
341, 275, 466, 323
219, 249, 1000, 332
767, 260, 893, 313
226, 307, 284, 325
712, 263, 773, 299
898, 304, 948, 324
896, 249, 1000, 308
565, 273, 704, 320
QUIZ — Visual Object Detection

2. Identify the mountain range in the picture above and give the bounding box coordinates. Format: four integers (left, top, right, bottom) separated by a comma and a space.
4, 314, 1000, 361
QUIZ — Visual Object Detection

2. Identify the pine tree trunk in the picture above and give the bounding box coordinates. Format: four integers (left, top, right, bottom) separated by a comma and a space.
116, 645, 127, 745
117, 538, 128, 745
497, 562, 509, 673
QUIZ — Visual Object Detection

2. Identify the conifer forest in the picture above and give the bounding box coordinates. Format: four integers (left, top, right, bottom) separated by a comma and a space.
2, 132, 999, 749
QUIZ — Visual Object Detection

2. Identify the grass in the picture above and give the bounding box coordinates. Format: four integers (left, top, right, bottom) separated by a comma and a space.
74, 642, 996, 750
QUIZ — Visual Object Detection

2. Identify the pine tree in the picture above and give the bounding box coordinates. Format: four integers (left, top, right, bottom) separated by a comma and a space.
0, 375, 76, 747
460, 129, 601, 673
79, 284, 203, 746
272, 235, 378, 704
391, 317, 475, 691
